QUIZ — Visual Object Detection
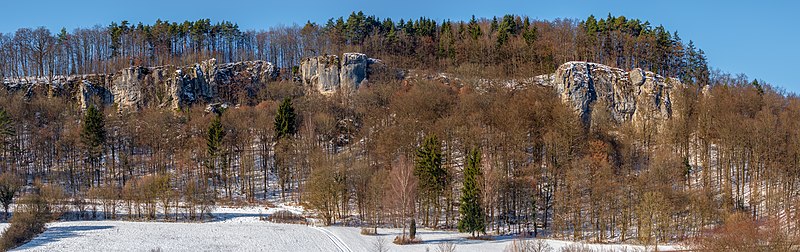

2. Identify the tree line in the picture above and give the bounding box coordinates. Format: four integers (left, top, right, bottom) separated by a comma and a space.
1, 12, 707, 85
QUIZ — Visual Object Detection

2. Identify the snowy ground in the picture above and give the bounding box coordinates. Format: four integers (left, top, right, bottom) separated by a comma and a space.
2, 206, 679, 252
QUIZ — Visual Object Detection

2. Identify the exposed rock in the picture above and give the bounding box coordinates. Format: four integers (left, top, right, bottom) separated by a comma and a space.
3, 59, 277, 111
111, 59, 278, 110
300, 53, 374, 95
339, 53, 368, 93
78, 80, 113, 109
533, 61, 682, 125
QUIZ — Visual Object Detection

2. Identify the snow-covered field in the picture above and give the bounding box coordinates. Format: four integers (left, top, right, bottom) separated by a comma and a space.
4, 207, 678, 252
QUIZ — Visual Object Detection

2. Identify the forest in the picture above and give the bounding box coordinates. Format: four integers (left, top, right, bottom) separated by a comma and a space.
0, 12, 798, 250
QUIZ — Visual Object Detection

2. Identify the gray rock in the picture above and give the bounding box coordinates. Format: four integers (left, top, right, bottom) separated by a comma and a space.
78, 80, 113, 110
537, 61, 682, 125
300, 53, 372, 95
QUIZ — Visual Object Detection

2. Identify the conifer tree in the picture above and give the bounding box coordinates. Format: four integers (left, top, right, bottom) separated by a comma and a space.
81, 104, 106, 186
458, 147, 484, 237
274, 98, 297, 140
206, 114, 225, 191
414, 134, 445, 226
0, 108, 15, 172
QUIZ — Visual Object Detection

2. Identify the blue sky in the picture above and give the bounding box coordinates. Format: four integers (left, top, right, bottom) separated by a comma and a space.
2, 0, 798, 93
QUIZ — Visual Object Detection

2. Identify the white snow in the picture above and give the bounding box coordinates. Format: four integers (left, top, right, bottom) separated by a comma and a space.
4, 206, 679, 252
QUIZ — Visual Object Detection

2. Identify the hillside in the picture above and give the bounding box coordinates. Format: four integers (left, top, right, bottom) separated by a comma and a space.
0, 12, 797, 252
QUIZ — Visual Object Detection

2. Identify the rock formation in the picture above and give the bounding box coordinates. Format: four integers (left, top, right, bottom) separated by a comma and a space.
3, 59, 278, 110
300, 53, 374, 94
533, 61, 682, 125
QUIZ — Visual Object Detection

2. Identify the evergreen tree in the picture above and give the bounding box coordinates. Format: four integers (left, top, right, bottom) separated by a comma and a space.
0, 108, 15, 167
467, 15, 482, 40
414, 134, 445, 225
409, 218, 417, 240
458, 147, 484, 237
206, 114, 225, 190
80, 104, 106, 186
274, 98, 297, 140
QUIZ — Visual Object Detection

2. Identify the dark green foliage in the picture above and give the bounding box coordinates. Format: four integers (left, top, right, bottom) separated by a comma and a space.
496, 15, 517, 47
274, 98, 297, 140
409, 218, 417, 240
206, 115, 225, 158
415, 134, 445, 199
0, 173, 21, 220
80, 105, 106, 167
468, 15, 482, 40
0, 108, 15, 155
458, 148, 485, 237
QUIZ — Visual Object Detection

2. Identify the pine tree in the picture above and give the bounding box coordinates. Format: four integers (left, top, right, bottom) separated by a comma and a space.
81, 104, 106, 186
274, 98, 297, 140
458, 147, 484, 237
414, 134, 445, 226
206, 114, 225, 192
0, 108, 15, 172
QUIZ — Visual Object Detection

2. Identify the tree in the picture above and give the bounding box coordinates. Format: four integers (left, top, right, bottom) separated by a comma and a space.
0, 173, 22, 220
415, 134, 446, 227
274, 98, 297, 140
389, 155, 417, 242
458, 147, 485, 237
0, 108, 15, 172
80, 104, 106, 187
206, 114, 226, 194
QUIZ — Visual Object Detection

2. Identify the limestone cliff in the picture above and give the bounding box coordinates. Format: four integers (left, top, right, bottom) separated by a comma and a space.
3, 59, 278, 110
531, 61, 682, 125
300, 53, 374, 94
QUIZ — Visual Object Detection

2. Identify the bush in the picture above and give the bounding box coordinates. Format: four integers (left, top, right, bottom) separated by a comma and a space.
372, 237, 389, 252
360, 227, 378, 235
436, 242, 457, 252
0, 192, 52, 251
504, 238, 553, 252
693, 213, 797, 251
393, 235, 421, 245
559, 243, 593, 252
266, 210, 305, 224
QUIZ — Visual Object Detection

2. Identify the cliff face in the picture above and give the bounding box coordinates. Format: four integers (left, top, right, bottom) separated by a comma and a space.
110, 59, 277, 110
533, 61, 682, 125
300, 53, 374, 95
3, 59, 278, 110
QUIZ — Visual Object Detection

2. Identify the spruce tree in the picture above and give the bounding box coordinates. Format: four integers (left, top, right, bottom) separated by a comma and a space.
80, 104, 106, 186
274, 98, 297, 140
458, 147, 484, 237
0, 108, 15, 171
414, 134, 445, 225
206, 114, 225, 191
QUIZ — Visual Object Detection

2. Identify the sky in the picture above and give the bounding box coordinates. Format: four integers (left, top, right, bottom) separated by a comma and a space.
1, 0, 798, 93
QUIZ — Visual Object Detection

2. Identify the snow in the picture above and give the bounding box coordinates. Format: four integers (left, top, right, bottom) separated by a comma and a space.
5, 206, 679, 252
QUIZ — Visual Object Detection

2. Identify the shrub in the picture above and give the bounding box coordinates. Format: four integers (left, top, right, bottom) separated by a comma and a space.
436, 242, 457, 252
393, 235, 422, 245
693, 213, 797, 251
372, 237, 389, 252
0, 191, 52, 251
504, 238, 554, 252
559, 243, 593, 252
360, 227, 378, 235
266, 210, 305, 224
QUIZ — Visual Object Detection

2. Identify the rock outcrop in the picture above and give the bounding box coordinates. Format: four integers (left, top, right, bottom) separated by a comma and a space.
3, 59, 278, 110
533, 61, 681, 125
111, 59, 277, 110
300, 53, 374, 94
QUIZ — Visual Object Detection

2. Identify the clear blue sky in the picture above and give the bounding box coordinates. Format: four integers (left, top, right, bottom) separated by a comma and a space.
2, 0, 798, 94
